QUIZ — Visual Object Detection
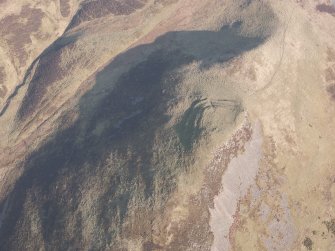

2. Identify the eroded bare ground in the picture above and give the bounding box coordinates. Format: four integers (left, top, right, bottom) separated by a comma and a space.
0, 0, 335, 250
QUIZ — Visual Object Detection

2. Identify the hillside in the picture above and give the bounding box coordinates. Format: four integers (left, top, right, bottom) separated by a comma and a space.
0, 0, 335, 250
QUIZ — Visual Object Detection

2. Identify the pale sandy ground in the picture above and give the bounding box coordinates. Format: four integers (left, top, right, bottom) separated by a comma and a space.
210, 122, 263, 251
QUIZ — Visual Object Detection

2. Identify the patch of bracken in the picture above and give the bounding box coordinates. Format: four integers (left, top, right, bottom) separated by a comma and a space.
323, 218, 335, 235
316, 4, 335, 15
60, 0, 71, 17
0, 5, 44, 67
69, 0, 148, 28
325, 67, 335, 82
327, 48, 335, 62
303, 237, 313, 250
327, 84, 335, 100
0, 67, 7, 98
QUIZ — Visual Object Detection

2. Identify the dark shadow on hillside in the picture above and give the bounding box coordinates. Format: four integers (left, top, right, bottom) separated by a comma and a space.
0, 23, 268, 250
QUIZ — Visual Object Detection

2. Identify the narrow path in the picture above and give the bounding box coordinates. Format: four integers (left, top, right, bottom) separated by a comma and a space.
255, 7, 294, 94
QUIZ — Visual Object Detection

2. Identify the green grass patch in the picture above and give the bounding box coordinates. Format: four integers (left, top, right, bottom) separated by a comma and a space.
174, 99, 206, 151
